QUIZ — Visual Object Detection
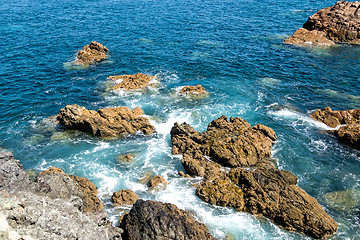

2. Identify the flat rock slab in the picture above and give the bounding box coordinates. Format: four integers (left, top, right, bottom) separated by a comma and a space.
57, 104, 155, 139
109, 73, 155, 91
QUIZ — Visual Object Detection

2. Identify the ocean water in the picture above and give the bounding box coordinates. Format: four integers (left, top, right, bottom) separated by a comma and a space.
1, 0, 360, 239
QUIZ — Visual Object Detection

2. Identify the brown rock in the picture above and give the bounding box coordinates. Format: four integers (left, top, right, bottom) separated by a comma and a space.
138, 171, 153, 185
334, 124, 360, 148
284, 1, 360, 46
56, 104, 155, 139
108, 73, 155, 91
39, 167, 104, 212
148, 175, 167, 189
120, 199, 215, 240
116, 153, 136, 164
76, 41, 108, 65
179, 84, 207, 96
112, 189, 138, 206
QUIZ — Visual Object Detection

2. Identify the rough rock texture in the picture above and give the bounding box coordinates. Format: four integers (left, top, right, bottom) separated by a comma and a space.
112, 190, 138, 206
38, 167, 104, 212
312, 107, 360, 148
148, 175, 167, 189
108, 73, 155, 91
284, 1, 360, 46
0, 152, 122, 240
76, 41, 108, 65
171, 115, 277, 168
117, 153, 136, 164
120, 199, 215, 240
179, 84, 207, 96
57, 104, 155, 139
171, 116, 338, 239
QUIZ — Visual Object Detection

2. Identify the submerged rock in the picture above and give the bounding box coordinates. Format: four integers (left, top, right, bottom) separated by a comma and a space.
322, 188, 360, 212
312, 107, 360, 148
57, 104, 155, 139
76, 41, 108, 65
109, 73, 156, 91
171, 116, 338, 239
0, 152, 122, 239
284, 1, 360, 46
179, 84, 208, 97
116, 153, 136, 164
112, 190, 138, 206
120, 199, 215, 240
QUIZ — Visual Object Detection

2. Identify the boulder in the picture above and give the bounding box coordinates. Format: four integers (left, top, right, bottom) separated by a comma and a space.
311, 107, 360, 148
76, 41, 108, 65
108, 73, 155, 91
171, 117, 338, 239
120, 199, 215, 240
116, 153, 136, 164
0, 153, 122, 240
38, 167, 104, 212
148, 175, 167, 189
284, 1, 360, 46
179, 84, 207, 96
112, 190, 138, 206
57, 104, 155, 139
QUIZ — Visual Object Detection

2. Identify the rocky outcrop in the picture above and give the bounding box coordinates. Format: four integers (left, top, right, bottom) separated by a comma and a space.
120, 199, 215, 240
116, 153, 135, 164
76, 41, 108, 65
108, 73, 155, 91
284, 1, 360, 46
112, 190, 138, 206
171, 116, 338, 239
179, 84, 207, 96
38, 167, 104, 212
311, 107, 360, 148
0, 152, 122, 240
57, 104, 155, 139
148, 175, 167, 189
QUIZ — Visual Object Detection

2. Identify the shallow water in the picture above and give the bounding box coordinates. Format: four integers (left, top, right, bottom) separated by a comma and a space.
1, 0, 360, 239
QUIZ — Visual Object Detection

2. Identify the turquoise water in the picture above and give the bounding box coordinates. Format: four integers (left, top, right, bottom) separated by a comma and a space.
1, 0, 360, 239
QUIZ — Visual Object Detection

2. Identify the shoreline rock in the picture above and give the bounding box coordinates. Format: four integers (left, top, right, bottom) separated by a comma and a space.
112, 190, 138, 206
56, 104, 155, 139
170, 116, 338, 239
311, 107, 360, 148
284, 1, 360, 46
75, 41, 108, 65
108, 73, 156, 91
119, 199, 215, 240
179, 84, 208, 97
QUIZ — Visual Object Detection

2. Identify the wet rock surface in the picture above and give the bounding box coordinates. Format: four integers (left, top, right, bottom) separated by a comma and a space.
312, 107, 360, 148
57, 104, 155, 139
0, 152, 122, 240
76, 41, 108, 65
112, 190, 138, 206
109, 73, 155, 91
171, 116, 338, 239
284, 1, 360, 46
179, 84, 207, 96
148, 175, 167, 189
120, 199, 215, 240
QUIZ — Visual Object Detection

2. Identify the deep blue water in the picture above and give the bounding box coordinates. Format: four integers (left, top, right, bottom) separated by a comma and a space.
1, 0, 360, 239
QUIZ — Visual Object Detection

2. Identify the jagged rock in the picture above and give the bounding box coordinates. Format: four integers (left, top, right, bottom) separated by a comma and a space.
57, 104, 155, 139
171, 115, 277, 168
284, 1, 360, 46
76, 41, 108, 65
120, 199, 215, 240
171, 117, 338, 239
38, 167, 104, 212
109, 73, 155, 91
112, 190, 138, 206
0, 153, 122, 240
148, 175, 167, 189
312, 107, 360, 148
179, 84, 207, 96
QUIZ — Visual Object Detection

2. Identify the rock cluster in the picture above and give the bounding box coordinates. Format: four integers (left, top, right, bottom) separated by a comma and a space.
119, 199, 215, 240
57, 104, 155, 139
284, 1, 360, 46
108, 73, 155, 91
112, 190, 138, 206
312, 107, 360, 148
76, 41, 108, 65
0, 152, 122, 239
179, 84, 207, 96
171, 116, 338, 239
